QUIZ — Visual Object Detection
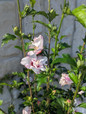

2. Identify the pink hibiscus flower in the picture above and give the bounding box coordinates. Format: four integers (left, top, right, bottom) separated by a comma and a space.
28, 35, 43, 55
21, 55, 47, 74
22, 106, 31, 114
59, 73, 73, 86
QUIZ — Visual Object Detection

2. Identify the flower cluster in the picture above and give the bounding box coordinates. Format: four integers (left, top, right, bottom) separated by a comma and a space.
21, 35, 47, 74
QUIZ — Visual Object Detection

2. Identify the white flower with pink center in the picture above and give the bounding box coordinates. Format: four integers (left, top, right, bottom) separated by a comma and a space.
28, 35, 43, 55
78, 90, 84, 95
22, 106, 31, 114
59, 73, 73, 86
21, 55, 47, 74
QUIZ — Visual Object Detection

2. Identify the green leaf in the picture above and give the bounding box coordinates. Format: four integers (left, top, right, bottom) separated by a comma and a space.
58, 42, 70, 51
22, 34, 31, 39
0, 83, 12, 87
36, 73, 47, 90
57, 98, 65, 108
0, 110, 4, 114
24, 42, 32, 51
14, 46, 22, 51
69, 73, 78, 85
0, 100, 3, 106
72, 4, 86, 28
36, 11, 48, 19
12, 72, 26, 79
1, 33, 16, 47
60, 35, 67, 40
34, 20, 52, 29
78, 102, 86, 108
30, 0, 36, 8
75, 112, 82, 114
48, 9, 58, 22
53, 54, 77, 67
51, 48, 55, 53
81, 86, 86, 91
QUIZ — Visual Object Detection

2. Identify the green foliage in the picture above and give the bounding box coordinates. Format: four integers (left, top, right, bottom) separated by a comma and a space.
34, 20, 52, 30
69, 73, 78, 85
78, 102, 86, 108
1, 33, 16, 47
0, 100, 3, 106
57, 42, 70, 51
0, 110, 4, 114
72, 4, 86, 28
53, 54, 77, 67
36, 73, 47, 91
14, 45, 22, 51
30, 0, 36, 8
81, 86, 86, 91
8, 105, 16, 114
48, 9, 58, 22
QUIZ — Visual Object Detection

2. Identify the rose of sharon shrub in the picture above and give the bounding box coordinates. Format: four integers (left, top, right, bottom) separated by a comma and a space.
59, 73, 73, 86
27, 35, 43, 55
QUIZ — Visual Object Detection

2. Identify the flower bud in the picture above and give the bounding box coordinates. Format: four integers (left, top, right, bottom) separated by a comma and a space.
52, 26, 57, 31
13, 26, 20, 36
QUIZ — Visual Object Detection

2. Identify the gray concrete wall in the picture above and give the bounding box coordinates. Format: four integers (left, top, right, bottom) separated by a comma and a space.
0, 0, 86, 113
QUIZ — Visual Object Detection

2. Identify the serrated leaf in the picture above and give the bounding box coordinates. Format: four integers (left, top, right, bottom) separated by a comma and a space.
53, 54, 77, 67
15, 46, 22, 51
72, 4, 86, 28
78, 102, 86, 108
69, 73, 78, 85
34, 20, 52, 30
1, 33, 16, 47
30, 0, 36, 8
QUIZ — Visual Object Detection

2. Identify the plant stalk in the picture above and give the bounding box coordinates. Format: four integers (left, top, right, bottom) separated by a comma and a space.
32, 15, 35, 38
80, 42, 85, 54
54, 14, 64, 58
17, 0, 26, 57
32, 11, 37, 97
46, 0, 51, 112
27, 71, 35, 113
17, 0, 34, 113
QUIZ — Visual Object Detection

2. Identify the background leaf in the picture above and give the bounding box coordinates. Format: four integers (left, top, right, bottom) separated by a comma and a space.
1, 33, 16, 47
78, 103, 86, 108
72, 4, 86, 28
